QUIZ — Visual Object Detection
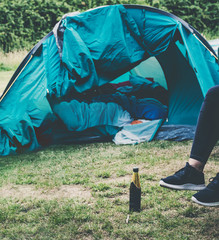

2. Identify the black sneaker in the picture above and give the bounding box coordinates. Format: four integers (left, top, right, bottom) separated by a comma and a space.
159, 162, 205, 190
192, 173, 219, 207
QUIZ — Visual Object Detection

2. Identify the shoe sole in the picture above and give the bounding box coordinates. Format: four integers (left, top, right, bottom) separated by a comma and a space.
159, 180, 205, 191
191, 196, 219, 207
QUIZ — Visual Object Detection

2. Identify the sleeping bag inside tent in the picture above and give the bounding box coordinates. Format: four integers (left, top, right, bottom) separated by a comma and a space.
0, 4, 218, 155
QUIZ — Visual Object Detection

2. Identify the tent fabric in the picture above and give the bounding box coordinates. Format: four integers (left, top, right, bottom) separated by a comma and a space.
113, 119, 163, 144
123, 7, 218, 95
52, 5, 181, 95
178, 25, 217, 96
53, 100, 133, 132
130, 57, 168, 90
157, 43, 204, 125
0, 53, 49, 155
54, 5, 148, 94
155, 125, 196, 141
0, 4, 218, 156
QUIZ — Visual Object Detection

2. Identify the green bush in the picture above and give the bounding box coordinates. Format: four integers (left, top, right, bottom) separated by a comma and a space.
0, 0, 218, 53
159, 0, 219, 39
0, 0, 74, 52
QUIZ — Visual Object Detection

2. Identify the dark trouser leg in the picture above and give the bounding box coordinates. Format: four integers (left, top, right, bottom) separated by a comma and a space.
190, 85, 219, 164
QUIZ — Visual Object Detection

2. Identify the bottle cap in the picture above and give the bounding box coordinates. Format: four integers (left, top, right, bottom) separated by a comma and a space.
133, 167, 139, 172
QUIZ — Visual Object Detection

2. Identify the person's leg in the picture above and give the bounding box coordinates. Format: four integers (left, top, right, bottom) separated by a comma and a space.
188, 158, 204, 172
160, 85, 219, 191
189, 85, 219, 170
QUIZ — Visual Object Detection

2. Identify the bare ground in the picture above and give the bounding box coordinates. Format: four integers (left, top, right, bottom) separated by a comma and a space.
0, 184, 92, 201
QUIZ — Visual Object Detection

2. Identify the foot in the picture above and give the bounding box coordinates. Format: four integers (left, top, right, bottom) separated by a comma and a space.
192, 173, 219, 207
159, 162, 205, 190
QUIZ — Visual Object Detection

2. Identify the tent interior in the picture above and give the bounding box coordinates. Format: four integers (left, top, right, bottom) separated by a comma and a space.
0, 4, 218, 155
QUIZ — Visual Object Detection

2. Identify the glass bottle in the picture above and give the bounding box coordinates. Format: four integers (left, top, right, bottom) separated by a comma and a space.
129, 167, 141, 212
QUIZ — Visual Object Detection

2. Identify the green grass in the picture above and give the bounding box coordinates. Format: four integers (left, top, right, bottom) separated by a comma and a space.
0, 50, 27, 95
0, 50, 27, 71
0, 71, 14, 95
0, 52, 218, 239
0, 141, 218, 240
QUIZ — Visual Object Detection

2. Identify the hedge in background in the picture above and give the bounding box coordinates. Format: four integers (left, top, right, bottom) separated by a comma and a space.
0, 0, 218, 53
159, 0, 219, 38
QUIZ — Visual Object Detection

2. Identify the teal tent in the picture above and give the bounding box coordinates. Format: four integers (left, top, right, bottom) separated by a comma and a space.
0, 4, 218, 155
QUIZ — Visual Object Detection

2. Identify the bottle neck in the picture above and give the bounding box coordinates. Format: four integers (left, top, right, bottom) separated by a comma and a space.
132, 172, 141, 188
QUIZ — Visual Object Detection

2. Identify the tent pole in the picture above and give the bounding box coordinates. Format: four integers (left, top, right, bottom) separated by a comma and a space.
193, 34, 218, 61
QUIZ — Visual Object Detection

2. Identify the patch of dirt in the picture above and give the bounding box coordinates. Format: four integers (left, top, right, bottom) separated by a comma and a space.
0, 185, 92, 201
